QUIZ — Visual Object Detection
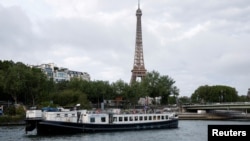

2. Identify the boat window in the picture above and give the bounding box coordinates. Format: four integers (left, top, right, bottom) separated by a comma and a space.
101, 117, 106, 122
153, 116, 156, 120
129, 116, 133, 121
157, 116, 160, 120
124, 117, 128, 122
65, 114, 68, 117
135, 116, 138, 121
161, 116, 164, 120
113, 117, 117, 122
144, 116, 147, 121
90, 117, 95, 123
149, 116, 152, 120
165, 115, 168, 119
119, 117, 123, 122
56, 114, 60, 117
139, 116, 143, 121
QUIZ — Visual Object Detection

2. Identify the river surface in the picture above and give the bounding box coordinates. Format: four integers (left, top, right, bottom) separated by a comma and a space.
0, 120, 250, 141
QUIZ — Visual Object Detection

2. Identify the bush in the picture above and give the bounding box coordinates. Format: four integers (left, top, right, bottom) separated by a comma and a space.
16, 106, 25, 116
0, 115, 24, 124
4, 106, 16, 116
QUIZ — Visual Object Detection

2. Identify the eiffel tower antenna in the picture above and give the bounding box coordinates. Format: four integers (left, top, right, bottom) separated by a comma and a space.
130, 1, 147, 84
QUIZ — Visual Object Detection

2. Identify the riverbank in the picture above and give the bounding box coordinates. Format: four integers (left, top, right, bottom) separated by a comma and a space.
0, 115, 25, 126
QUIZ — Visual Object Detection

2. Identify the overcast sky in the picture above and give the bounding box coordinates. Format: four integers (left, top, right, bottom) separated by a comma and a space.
0, 0, 250, 97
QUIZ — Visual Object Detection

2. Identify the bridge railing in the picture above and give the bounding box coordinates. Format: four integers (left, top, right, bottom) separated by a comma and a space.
182, 102, 250, 107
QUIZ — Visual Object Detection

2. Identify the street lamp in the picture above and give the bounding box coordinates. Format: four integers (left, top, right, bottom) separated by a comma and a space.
220, 90, 225, 103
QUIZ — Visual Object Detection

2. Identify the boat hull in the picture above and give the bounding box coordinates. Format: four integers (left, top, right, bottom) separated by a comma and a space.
35, 119, 178, 135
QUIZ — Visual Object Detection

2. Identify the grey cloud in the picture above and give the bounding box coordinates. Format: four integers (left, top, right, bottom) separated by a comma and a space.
1, 0, 250, 96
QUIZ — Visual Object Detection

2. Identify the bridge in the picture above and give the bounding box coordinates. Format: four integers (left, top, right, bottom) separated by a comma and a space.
179, 102, 250, 119
181, 102, 250, 113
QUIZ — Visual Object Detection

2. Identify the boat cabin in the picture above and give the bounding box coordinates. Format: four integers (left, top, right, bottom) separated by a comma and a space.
81, 112, 176, 124
26, 108, 177, 125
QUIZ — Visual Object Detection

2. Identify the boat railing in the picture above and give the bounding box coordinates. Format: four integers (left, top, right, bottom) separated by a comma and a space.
87, 108, 177, 115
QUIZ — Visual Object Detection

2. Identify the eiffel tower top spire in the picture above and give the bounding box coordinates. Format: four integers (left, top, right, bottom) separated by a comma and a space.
136, 0, 142, 16
130, 1, 147, 84
138, 0, 140, 9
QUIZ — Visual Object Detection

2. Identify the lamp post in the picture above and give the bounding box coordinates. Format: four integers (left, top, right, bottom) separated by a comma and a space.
220, 90, 224, 103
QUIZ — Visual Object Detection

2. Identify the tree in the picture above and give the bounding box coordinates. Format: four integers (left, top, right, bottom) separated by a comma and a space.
178, 96, 191, 105
4, 62, 27, 104
24, 67, 48, 105
111, 79, 130, 100
86, 80, 112, 107
128, 81, 146, 107
1, 61, 51, 106
141, 70, 179, 105
51, 89, 90, 109
191, 85, 238, 103
0, 60, 15, 101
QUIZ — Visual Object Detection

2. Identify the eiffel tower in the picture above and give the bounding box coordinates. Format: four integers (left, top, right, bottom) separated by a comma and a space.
130, 1, 147, 83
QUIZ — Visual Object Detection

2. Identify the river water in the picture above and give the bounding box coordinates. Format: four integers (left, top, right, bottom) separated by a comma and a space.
0, 120, 250, 141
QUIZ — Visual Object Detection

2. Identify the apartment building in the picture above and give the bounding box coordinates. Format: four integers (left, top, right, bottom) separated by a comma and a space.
32, 63, 90, 82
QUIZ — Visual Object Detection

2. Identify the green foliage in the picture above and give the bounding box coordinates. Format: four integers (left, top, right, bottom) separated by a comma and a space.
52, 89, 78, 106
127, 81, 145, 106
86, 80, 113, 104
238, 95, 250, 102
178, 96, 191, 105
51, 89, 90, 109
141, 70, 179, 104
4, 62, 25, 104
2, 105, 25, 117
191, 85, 239, 103
77, 92, 91, 109
0, 60, 181, 108
15, 105, 25, 116
0, 115, 24, 124
0, 60, 50, 105
4, 106, 16, 116
39, 101, 58, 108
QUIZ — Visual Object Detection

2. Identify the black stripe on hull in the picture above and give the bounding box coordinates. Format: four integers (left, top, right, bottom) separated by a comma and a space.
36, 119, 178, 135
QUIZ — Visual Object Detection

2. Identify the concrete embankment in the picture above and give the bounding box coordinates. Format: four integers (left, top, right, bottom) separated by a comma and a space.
0, 120, 25, 126
178, 113, 226, 120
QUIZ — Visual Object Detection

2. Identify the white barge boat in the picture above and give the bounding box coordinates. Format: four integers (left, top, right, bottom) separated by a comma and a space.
25, 106, 179, 135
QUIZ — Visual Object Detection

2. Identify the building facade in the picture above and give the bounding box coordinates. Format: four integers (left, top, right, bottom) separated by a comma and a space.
32, 63, 90, 82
